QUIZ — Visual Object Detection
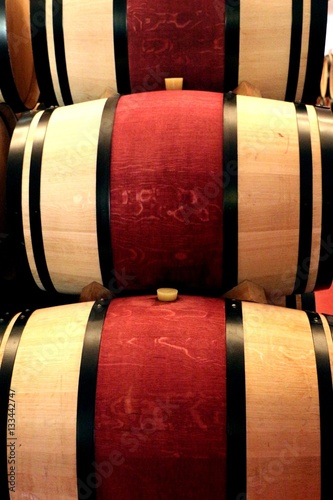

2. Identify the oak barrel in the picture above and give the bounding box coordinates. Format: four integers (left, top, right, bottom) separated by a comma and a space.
0, 0, 39, 111
273, 282, 333, 315
7, 90, 333, 296
319, 53, 333, 100
30, 0, 327, 104
0, 104, 16, 232
0, 295, 331, 498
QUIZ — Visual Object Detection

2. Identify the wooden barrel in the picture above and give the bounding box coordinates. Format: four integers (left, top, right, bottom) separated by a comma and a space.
0, 0, 39, 111
30, 0, 327, 105
0, 104, 16, 233
7, 90, 333, 296
273, 282, 333, 315
0, 294, 331, 498
319, 54, 333, 100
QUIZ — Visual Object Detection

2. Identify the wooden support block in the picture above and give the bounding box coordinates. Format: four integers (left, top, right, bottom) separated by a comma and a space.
223, 280, 268, 304
233, 80, 262, 97
80, 281, 113, 302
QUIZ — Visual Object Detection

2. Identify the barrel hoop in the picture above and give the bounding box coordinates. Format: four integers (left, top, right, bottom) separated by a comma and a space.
301, 0, 328, 103
52, 0, 73, 105
0, 309, 33, 498
285, 0, 303, 101
293, 103, 313, 294
0, 0, 28, 111
285, 295, 297, 309
77, 299, 109, 500
0, 313, 14, 349
6, 113, 35, 274
226, 299, 246, 499
96, 96, 120, 289
314, 107, 333, 289
299, 292, 316, 312
30, 0, 58, 106
307, 311, 333, 498
113, 0, 131, 94
223, 1, 240, 92
29, 109, 56, 292
223, 92, 238, 292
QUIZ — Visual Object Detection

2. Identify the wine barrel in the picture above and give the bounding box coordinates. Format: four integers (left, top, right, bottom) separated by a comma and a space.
0, 294, 331, 498
30, 0, 327, 105
320, 53, 333, 100
0, 0, 39, 111
273, 282, 333, 315
7, 90, 333, 296
0, 104, 16, 233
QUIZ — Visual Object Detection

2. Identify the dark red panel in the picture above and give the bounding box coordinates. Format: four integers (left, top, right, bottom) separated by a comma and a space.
127, 0, 225, 92
110, 90, 223, 293
95, 295, 226, 499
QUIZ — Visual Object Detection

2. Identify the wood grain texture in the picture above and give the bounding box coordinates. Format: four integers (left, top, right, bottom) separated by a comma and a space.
21, 111, 45, 290
320, 53, 333, 99
237, 95, 323, 297
9, 302, 94, 499
95, 295, 226, 499
2, 0, 39, 108
242, 301, 321, 499
239, 0, 311, 101
21, 99, 106, 293
59, 0, 117, 103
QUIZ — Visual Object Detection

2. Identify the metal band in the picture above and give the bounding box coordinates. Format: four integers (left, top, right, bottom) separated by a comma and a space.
302, 0, 328, 104
285, 0, 303, 101
285, 294, 297, 310
77, 299, 109, 500
30, 0, 58, 106
113, 0, 131, 94
293, 103, 313, 294
0, 309, 33, 498
0, 0, 29, 111
6, 113, 35, 276
29, 109, 56, 292
0, 312, 14, 350
299, 292, 316, 312
307, 312, 333, 499
226, 299, 246, 499
314, 107, 333, 290
223, 1, 240, 92
223, 92, 238, 292
53, 0, 73, 105
96, 96, 120, 289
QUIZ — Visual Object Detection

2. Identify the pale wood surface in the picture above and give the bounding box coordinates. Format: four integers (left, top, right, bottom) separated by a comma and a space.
40, 100, 106, 293
304, 104, 322, 292
9, 302, 94, 499
294, 0, 311, 102
21, 100, 106, 293
243, 301, 321, 499
237, 96, 300, 296
320, 55, 329, 98
57, 0, 117, 103
239, 0, 311, 101
21, 111, 46, 291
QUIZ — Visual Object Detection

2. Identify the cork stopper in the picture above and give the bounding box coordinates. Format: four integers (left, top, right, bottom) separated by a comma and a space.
165, 78, 183, 90
157, 288, 178, 302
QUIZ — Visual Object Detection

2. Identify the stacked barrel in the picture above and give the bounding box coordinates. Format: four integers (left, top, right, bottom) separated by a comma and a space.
0, 1, 332, 499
